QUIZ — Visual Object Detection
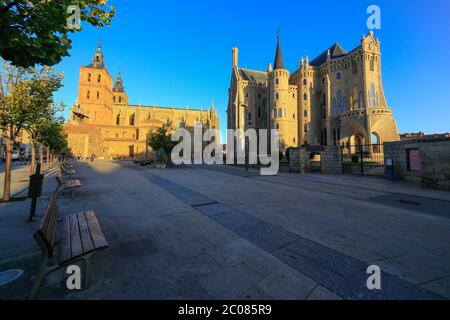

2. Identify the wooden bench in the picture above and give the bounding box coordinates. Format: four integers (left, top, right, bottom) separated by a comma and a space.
29, 192, 108, 299
57, 173, 81, 198
61, 164, 77, 176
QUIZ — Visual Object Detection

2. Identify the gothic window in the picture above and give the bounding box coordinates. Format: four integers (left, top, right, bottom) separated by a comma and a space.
304, 109, 308, 117
278, 109, 283, 118
337, 91, 342, 113
352, 60, 358, 74
303, 79, 307, 86
97, 74, 101, 83
359, 91, 364, 108
352, 86, 359, 109
113, 96, 116, 103
119, 96, 122, 103
116, 114, 120, 125
258, 107, 261, 118
273, 109, 277, 118
88, 73, 91, 82
97, 91, 100, 99
130, 114, 135, 126
276, 78, 279, 85
336, 72, 341, 80
276, 93, 279, 100
332, 98, 337, 115
87, 90, 90, 99
370, 83, 376, 107
304, 123, 308, 133
303, 93, 307, 101
276, 123, 280, 130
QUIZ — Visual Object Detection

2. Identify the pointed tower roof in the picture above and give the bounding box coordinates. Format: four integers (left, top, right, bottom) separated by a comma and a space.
113, 71, 125, 92
273, 31, 285, 70
87, 41, 105, 68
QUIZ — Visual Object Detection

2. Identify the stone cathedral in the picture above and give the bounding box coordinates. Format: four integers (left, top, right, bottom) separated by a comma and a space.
227, 32, 399, 152
65, 43, 219, 158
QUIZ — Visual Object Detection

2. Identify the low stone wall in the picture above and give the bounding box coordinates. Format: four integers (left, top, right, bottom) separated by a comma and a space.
384, 138, 450, 191
321, 146, 343, 174
289, 145, 342, 174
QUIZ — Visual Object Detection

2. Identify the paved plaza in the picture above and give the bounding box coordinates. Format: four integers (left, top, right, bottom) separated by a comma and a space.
1, 160, 450, 299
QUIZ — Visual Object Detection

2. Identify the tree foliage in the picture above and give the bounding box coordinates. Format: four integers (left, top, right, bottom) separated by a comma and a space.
0, 58, 66, 200
148, 124, 177, 159
0, 59, 64, 139
0, 0, 115, 67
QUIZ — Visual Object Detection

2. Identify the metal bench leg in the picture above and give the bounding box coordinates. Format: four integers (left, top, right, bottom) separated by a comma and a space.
28, 255, 49, 300
83, 256, 92, 290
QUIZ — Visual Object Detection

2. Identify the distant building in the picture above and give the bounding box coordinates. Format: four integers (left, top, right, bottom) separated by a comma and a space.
400, 132, 450, 140
227, 31, 400, 151
65, 43, 220, 159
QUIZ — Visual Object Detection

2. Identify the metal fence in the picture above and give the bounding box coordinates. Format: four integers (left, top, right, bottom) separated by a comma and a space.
341, 143, 385, 176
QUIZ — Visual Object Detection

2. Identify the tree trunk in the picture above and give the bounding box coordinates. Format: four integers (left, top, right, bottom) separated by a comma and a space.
2, 126, 13, 202
45, 146, 49, 171
39, 145, 43, 174
31, 142, 36, 175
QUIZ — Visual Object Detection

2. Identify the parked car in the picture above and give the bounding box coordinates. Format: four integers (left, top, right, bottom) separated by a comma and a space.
2, 150, 20, 161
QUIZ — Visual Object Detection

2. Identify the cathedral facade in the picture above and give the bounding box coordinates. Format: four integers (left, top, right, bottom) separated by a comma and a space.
65, 43, 219, 158
227, 32, 399, 152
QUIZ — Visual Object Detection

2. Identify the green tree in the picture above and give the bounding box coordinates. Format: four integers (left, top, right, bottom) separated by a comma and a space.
0, 0, 115, 67
0, 59, 63, 201
148, 124, 176, 163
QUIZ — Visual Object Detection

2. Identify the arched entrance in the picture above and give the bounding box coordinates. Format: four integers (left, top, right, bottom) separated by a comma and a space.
341, 132, 385, 176
372, 132, 381, 153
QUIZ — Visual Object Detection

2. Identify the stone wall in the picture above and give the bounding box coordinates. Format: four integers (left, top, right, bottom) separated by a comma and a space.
289, 145, 342, 174
384, 138, 450, 191
321, 145, 343, 174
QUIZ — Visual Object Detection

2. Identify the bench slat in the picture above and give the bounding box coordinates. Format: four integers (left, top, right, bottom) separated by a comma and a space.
85, 211, 109, 249
77, 211, 95, 253
36, 194, 59, 259
69, 215, 83, 259
59, 217, 71, 262
64, 180, 81, 189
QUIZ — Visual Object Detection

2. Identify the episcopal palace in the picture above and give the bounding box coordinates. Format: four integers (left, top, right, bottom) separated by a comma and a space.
227, 31, 400, 151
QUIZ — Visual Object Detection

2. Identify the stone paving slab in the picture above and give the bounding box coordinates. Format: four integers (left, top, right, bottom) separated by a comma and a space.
3, 160, 450, 300
141, 168, 445, 299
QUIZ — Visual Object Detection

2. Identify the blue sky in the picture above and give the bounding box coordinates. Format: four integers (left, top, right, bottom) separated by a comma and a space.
54, 0, 450, 140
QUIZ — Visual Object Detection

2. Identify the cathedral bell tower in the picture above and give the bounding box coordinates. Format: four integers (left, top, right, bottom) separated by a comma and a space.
113, 71, 128, 105
77, 41, 114, 125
